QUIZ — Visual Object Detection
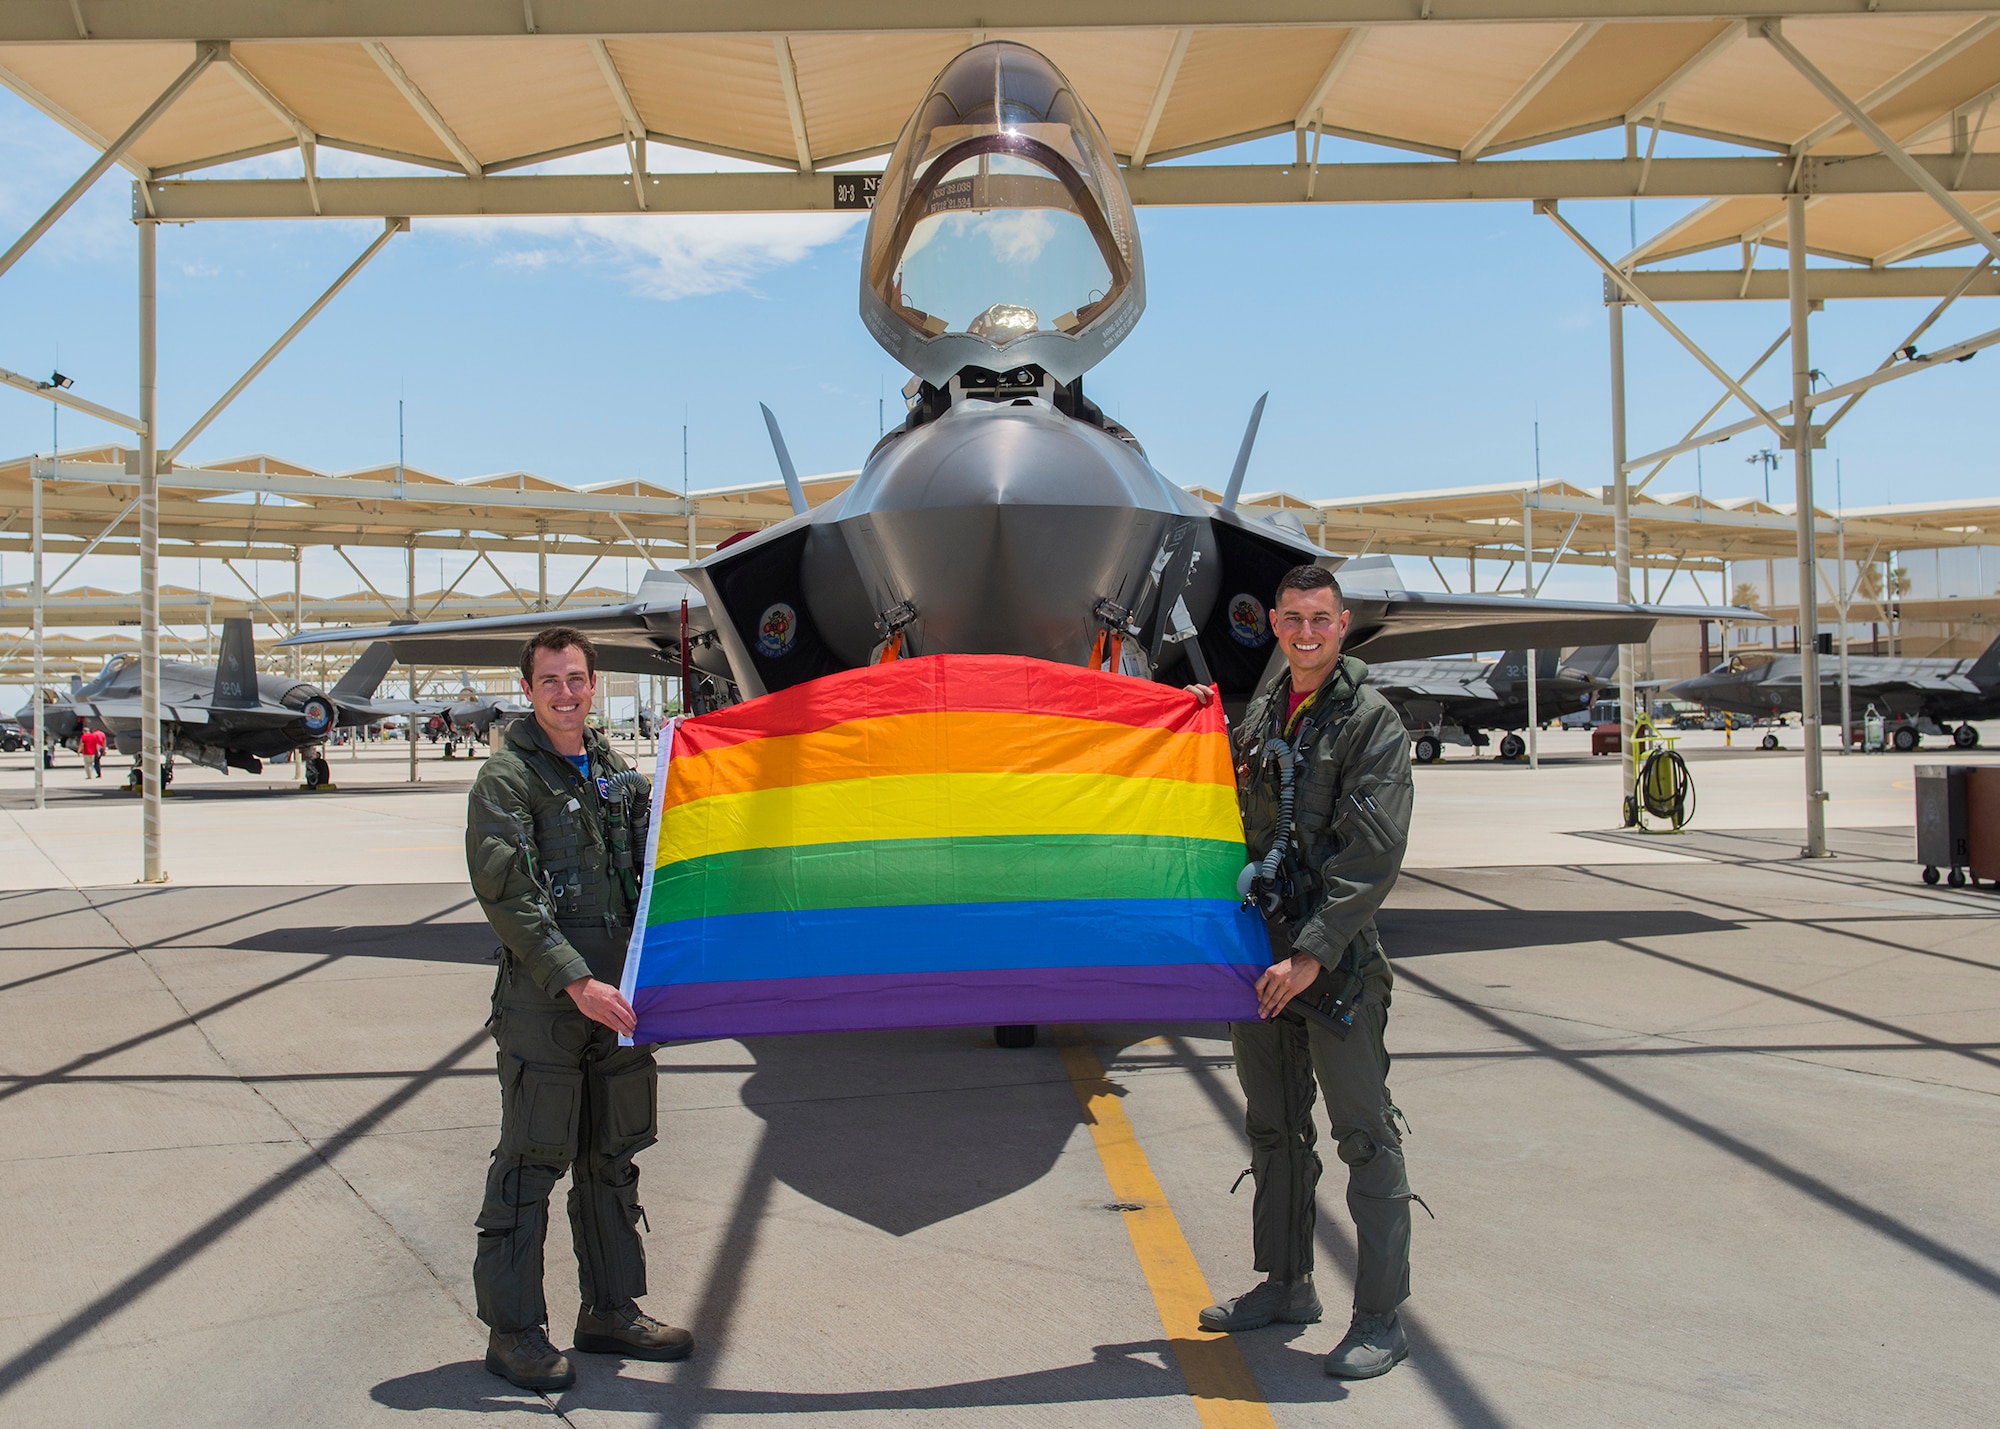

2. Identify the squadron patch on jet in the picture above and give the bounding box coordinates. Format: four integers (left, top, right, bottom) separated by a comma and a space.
756, 603, 798, 658
1227, 594, 1272, 648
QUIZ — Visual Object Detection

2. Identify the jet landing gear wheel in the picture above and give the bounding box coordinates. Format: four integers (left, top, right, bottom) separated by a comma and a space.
1498, 733, 1526, 761
1760, 733, 1780, 751
1892, 726, 1921, 752
1413, 734, 1443, 764
304, 752, 333, 789
994, 1025, 1037, 1049
1954, 724, 1980, 749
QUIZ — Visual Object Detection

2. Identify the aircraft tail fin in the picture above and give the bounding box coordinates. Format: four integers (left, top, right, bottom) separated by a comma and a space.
1565, 644, 1622, 682
212, 617, 259, 707
1488, 650, 1531, 696
68, 675, 83, 700
1218, 393, 1268, 513
1969, 630, 2000, 687
331, 642, 398, 702
759, 403, 810, 516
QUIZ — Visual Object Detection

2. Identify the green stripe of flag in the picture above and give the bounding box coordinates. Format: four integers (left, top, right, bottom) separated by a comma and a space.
647, 834, 1250, 923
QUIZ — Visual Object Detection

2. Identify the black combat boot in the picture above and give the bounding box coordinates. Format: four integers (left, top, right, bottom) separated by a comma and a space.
574, 1300, 695, 1361
1324, 1307, 1408, 1379
1198, 1276, 1323, 1332
485, 1325, 575, 1390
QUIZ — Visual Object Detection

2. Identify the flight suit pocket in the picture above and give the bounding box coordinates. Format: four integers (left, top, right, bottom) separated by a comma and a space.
597, 1059, 659, 1159
501, 1056, 583, 1165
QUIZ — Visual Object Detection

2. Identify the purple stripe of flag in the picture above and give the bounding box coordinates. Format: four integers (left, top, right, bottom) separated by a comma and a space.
632, 963, 1264, 1042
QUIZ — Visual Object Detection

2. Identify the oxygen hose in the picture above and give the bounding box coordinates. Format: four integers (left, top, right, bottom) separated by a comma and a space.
1638, 745, 1696, 830
1238, 737, 1298, 904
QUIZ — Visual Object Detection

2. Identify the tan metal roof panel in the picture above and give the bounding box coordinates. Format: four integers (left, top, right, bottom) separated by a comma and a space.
382, 39, 623, 167
788, 33, 974, 162
1324, 25, 1579, 154
1147, 28, 1347, 158
232, 41, 457, 164
605, 36, 797, 164
1492, 20, 1732, 150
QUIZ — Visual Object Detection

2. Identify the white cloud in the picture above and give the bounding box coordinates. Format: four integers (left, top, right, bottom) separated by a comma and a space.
447, 211, 865, 300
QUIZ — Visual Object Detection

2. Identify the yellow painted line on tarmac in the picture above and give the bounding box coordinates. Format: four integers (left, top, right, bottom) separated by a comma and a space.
1054, 1027, 1277, 1429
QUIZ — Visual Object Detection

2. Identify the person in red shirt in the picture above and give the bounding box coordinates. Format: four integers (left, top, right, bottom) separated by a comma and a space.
79, 727, 106, 779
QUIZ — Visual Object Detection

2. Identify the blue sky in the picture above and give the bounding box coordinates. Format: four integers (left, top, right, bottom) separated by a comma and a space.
1, 84, 1993, 694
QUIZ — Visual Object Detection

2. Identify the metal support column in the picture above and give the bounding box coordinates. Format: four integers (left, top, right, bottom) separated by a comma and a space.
1609, 300, 1635, 820
1788, 194, 1829, 858
291, 546, 302, 680
30, 436, 44, 808
139, 222, 164, 881
406, 541, 419, 784
1523, 500, 1539, 770
1836, 516, 1852, 755
536, 523, 548, 609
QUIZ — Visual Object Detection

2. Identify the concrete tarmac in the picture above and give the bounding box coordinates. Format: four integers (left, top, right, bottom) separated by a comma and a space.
1, 736, 1997, 1426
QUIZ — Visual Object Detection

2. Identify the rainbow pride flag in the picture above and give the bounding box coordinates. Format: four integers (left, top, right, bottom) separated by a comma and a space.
618, 655, 1268, 1042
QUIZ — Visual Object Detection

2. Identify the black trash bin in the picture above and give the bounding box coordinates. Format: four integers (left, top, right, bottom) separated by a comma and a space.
1915, 764, 1971, 886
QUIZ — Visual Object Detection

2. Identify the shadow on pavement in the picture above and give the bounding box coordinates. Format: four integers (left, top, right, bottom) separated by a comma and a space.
228, 922, 497, 964
1379, 907, 1737, 957
370, 1359, 550, 1415
737, 1031, 1081, 1235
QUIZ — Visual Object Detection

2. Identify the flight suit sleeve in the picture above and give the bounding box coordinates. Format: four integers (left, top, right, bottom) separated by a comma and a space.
1291, 697, 1414, 969
466, 771, 593, 998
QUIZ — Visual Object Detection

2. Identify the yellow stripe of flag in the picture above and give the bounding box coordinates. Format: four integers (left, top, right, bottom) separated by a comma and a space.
655, 771, 1246, 868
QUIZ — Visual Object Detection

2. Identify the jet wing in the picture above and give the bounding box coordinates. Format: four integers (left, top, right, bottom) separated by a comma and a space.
1339, 589, 1761, 665
81, 700, 211, 725
277, 571, 721, 678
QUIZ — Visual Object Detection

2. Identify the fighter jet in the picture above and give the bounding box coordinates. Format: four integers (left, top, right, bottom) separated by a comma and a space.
282, 567, 734, 712
1669, 634, 2000, 751
68, 618, 402, 787
283, 41, 1743, 708
1370, 646, 1619, 762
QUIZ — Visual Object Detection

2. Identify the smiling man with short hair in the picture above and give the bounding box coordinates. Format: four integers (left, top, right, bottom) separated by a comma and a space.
463, 627, 690, 1390
1198, 564, 1420, 1381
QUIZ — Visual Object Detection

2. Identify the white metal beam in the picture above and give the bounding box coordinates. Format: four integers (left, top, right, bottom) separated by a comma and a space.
0, 59, 150, 180
166, 219, 407, 465
773, 35, 814, 173
135, 152, 2000, 221
1624, 20, 1743, 123
1762, 21, 2000, 268
1295, 27, 1369, 131
223, 54, 322, 213
1461, 22, 1599, 162
1789, 18, 2000, 156
589, 37, 651, 207
0, 43, 218, 283
1618, 317, 2000, 472
1541, 200, 1789, 445
1130, 28, 1192, 167
1874, 196, 2000, 267
9, 3, 2000, 42
364, 41, 482, 178
0, 365, 146, 433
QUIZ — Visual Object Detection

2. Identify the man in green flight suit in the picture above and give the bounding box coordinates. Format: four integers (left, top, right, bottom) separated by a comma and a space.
465, 627, 693, 1391
1196, 564, 1419, 1380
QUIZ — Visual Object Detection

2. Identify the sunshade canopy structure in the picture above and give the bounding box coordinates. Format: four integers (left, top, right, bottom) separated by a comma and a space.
6, 2, 2000, 871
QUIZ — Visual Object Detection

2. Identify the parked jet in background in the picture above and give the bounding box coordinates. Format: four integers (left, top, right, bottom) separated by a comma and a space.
1668, 634, 2000, 750
1369, 646, 1620, 762
68, 619, 402, 787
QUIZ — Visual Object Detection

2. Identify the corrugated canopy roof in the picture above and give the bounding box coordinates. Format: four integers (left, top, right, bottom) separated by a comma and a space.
2, 11, 1997, 266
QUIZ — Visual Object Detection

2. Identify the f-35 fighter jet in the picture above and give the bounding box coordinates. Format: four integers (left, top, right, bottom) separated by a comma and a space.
68, 618, 402, 787
1369, 646, 1620, 762
1669, 634, 2000, 750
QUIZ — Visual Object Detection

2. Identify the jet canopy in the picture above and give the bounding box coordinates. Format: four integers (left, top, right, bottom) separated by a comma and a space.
860, 42, 1144, 386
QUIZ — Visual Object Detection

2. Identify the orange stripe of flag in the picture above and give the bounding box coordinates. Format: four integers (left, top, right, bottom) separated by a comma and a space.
664, 710, 1234, 809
